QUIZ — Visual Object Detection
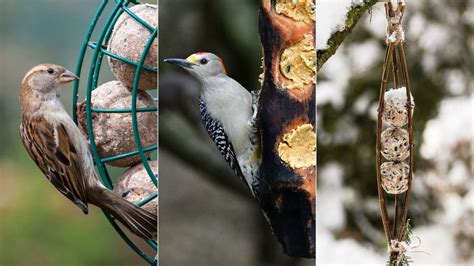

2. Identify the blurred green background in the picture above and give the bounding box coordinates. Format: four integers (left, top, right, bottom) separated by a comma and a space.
0, 1, 152, 265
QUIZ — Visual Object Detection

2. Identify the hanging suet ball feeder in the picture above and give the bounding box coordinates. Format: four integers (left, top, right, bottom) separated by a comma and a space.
72, 0, 158, 264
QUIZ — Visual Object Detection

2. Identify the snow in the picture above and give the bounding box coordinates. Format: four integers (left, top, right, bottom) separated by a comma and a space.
445, 69, 467, 95
318, 163, 347, 231
417, 23, 451, 72
385, 87, 414, 106
317, 226, 386, 265
409, 225, 457, 264
407, 13, 426, 39
364, 4, 388, 38
347, 41, 383, 73
440, 193, 465, 224
316, 0, 365, 50
353, 92, 372, 114
385, 87, 413, 102
316, 49, 352, 109
387, 29, 405, 43
418, 96, 473, 264
316, 82, 347, 110
420, 95, 473, 162
414, 96, 472, 264
317, 40, 381, 109
317, 162, 386, 264
447, 161, 471, 187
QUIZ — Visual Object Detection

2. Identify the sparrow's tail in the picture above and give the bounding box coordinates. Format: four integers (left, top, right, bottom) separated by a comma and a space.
90, 188, 157, 240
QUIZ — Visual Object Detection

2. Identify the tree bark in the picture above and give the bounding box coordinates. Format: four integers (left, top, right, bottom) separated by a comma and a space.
257, 0, 316, 258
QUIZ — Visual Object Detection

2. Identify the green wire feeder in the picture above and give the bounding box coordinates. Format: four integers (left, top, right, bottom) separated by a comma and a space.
71, 0, 158, 264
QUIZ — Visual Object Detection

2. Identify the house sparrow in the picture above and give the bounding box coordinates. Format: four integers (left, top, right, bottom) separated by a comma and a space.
19, 64, 157, 240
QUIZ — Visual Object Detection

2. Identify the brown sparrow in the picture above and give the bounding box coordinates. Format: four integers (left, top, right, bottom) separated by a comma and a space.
19, 64, 157, 240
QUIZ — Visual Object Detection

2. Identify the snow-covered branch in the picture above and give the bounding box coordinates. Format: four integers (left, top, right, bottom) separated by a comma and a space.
317, 0, 378, 71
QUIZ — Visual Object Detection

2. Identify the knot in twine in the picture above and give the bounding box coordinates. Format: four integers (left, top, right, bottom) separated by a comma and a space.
388, 236, 430, 264
385, 0, 406, 44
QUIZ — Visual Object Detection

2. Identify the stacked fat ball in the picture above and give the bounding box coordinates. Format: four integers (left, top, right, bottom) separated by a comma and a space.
380, 87, 414, 194
77, 81, 157, 167
381, 127, 410, 161
114, 160, 158, 216
77, 3, 158, 214
108, 4, 158, 90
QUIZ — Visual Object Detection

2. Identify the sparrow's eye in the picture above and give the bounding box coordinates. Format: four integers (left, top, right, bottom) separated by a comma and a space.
47, 68, 54, 74
200, 58, 208, 65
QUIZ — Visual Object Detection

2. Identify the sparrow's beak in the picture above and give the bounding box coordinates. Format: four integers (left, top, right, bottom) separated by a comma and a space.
59, 70, 79, 84
164, 58, 196, 69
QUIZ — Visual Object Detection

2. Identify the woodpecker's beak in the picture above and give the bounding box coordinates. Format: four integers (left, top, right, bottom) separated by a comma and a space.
164, 58, 196, 69
59, 70, 79, 84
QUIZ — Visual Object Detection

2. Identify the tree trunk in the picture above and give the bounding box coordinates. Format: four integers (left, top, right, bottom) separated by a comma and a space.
257, 0, 316, 258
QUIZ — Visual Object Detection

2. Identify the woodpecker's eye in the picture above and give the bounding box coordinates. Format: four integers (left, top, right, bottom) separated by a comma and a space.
47, 68, 54, 74
200, 58, 208, 65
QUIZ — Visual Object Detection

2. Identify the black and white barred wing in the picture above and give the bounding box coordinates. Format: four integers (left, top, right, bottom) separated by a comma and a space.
199, 97, 246, 180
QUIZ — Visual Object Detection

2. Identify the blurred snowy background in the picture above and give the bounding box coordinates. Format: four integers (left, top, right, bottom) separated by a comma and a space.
317, 0, 472, 264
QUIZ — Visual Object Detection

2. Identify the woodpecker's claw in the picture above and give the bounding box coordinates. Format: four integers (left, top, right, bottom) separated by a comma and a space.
164, 58, 196, 69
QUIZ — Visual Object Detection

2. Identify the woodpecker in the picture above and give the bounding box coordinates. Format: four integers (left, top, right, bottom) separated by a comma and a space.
165, 52, 261, 198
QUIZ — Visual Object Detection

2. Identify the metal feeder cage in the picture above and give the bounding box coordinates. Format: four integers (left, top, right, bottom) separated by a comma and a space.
72, 0, 158, 264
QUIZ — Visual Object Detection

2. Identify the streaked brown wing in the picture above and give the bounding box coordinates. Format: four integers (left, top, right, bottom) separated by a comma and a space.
20, 116, 89, 214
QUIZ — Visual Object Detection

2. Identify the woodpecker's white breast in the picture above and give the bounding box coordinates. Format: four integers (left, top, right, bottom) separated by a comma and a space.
201, 75, 253, 157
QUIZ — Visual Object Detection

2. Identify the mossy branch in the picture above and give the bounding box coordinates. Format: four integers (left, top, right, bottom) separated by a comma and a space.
317, 0, 378, 71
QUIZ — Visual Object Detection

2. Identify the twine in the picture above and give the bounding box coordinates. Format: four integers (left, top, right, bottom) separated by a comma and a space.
388, 236, 430, 265
385, 0, 406, 44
